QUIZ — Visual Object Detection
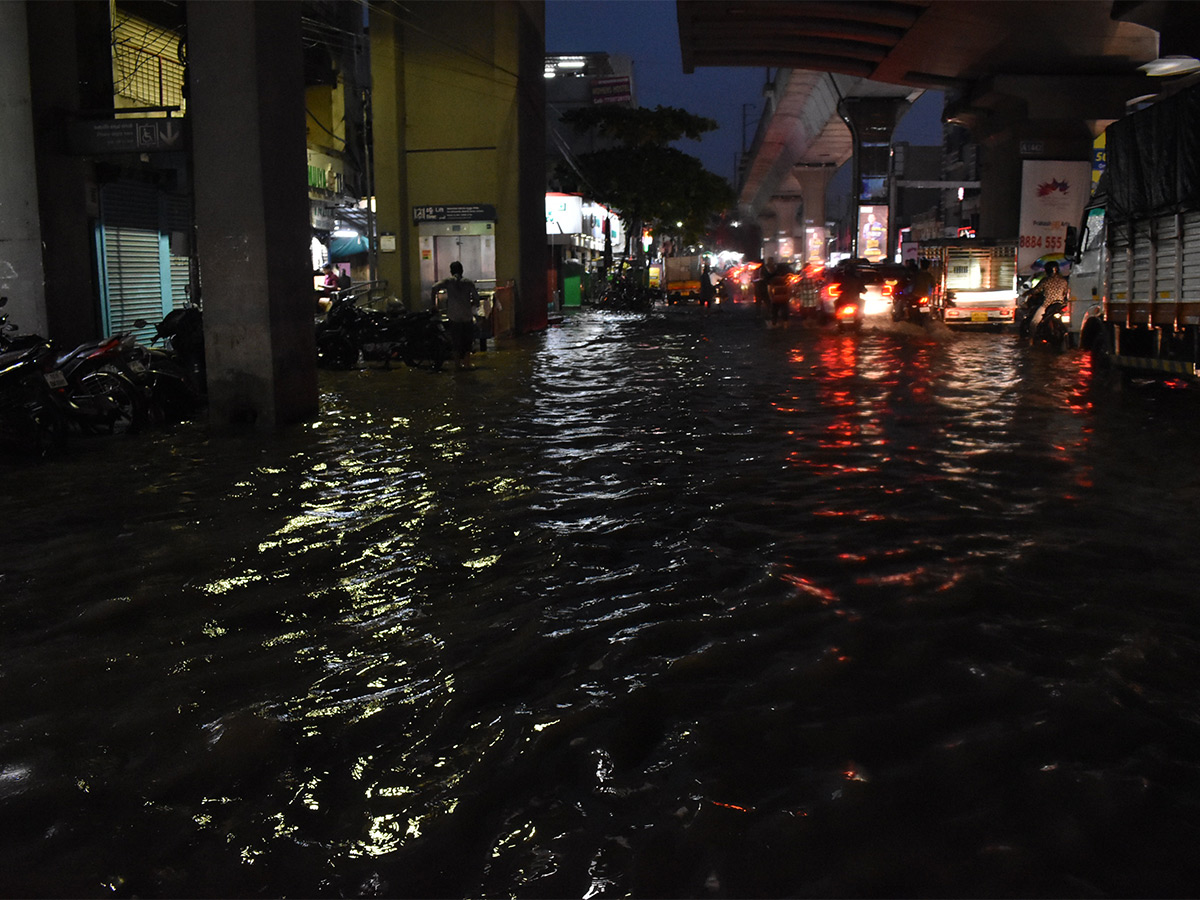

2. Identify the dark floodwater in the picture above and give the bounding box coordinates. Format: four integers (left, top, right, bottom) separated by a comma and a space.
5, 303, 1200, 898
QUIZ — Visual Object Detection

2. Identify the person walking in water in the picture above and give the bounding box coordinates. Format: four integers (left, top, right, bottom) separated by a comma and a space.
431, 260, 481, 370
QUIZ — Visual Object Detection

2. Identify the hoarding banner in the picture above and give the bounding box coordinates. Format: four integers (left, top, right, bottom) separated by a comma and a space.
805, 226, 827, 266
1017, 160, 1091, 274
857, 205, 888, 263
592, 77, 632, 105
545, 194, 583, 235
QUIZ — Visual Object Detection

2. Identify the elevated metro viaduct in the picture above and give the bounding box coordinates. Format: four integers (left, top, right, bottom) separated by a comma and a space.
676, 0, 1200, 261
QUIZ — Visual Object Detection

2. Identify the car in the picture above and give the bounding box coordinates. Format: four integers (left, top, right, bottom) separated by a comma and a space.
819, 261, 909, 326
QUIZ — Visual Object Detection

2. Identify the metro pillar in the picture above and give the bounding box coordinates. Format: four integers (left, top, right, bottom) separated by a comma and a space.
840, 96, 910, 262
0, 2, 46, 335
795, 163, 836, 265
189, 1, 317, 427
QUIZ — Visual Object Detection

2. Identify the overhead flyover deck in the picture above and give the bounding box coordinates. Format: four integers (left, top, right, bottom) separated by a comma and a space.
677, 1, 1191, 245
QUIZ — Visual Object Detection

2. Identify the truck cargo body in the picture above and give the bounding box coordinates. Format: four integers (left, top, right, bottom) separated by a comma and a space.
664, 256, 704, 303
1072, 82, 1200, 377
923, 241, 1019, 328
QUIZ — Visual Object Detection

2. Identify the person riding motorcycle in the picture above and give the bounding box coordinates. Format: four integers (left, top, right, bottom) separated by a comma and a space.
895, 258, 936, 322
1026, 261, 1070, 337
828, 260, 866, 327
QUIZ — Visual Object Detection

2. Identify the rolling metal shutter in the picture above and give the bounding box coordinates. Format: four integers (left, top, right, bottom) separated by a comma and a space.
98, 182, 169, 340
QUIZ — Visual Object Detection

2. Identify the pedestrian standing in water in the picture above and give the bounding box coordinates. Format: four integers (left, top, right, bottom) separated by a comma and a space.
754, 257, 776, 321
431, 260, 481, 370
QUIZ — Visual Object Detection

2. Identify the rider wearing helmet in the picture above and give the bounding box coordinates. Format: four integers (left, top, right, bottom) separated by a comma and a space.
1029, 260, 1070, 334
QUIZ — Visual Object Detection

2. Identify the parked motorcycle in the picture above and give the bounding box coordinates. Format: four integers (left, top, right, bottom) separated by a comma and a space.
0, 338, 68, 457
51, 330, 149, 434
133, 306, 207, 426
396, 309, 452, 370
0, 296, 145, 437
316, 294, 451, 371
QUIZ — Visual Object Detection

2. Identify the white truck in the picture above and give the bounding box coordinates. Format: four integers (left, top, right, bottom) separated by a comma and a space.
664, 255, 704, 304
1068, 80, 1200, 376
923, 240, 1020, 328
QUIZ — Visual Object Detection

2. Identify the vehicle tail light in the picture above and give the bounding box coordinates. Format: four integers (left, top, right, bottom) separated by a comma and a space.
836, 303, 859, 319
883, 279, 896, 299
826, 283, 842, 301
917, 295, 930, 307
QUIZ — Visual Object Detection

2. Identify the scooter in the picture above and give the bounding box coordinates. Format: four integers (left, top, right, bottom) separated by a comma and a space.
826, 284, 864, 330
1016, 279, 1043, 340
132, 306, 207, 426
0, 338, 68, 457
397, 309, 452, 370
1029, 298, 1071, 350
1, 297, 146, 436
317, 293, 451, 371
890, 284, 931, 325
51, 330, 149, 434
317, 292, 398, 369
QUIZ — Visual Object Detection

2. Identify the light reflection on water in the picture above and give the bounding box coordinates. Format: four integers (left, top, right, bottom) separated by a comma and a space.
4, 306, 1200, 896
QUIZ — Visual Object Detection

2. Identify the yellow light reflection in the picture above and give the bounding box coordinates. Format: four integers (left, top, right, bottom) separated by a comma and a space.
464, 554, 500, 569
201, 574, 263, 596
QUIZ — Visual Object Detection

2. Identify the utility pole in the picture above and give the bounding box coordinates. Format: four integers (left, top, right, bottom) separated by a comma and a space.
741, 102, 755, 154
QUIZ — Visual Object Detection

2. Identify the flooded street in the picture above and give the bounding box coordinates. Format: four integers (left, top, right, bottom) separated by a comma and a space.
6, 302, 1200, 898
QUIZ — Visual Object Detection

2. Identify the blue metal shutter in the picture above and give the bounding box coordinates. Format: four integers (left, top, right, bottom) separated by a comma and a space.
99, 182, 169, 339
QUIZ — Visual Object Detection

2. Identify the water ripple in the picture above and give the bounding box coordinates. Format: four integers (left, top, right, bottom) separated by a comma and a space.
5, 308, 1200, 896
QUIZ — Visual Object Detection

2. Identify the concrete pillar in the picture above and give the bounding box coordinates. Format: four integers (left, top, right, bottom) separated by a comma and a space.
756, 212, 777, 261
188, 1, 317, 427
947, 75, 1140, 240
25, 1, 110, 347
768, 196, 802, 263
0, 2, 46, 333
794, 164, 835, 229
840, 96, 910, 258
367, 7, 410, 304
795, 163, 836, 264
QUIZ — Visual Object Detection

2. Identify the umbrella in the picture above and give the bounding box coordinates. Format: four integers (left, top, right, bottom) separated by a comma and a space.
1029, 253, 1071, 274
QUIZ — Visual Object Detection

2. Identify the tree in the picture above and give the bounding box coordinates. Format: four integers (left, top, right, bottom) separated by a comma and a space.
556, 105, 735, 262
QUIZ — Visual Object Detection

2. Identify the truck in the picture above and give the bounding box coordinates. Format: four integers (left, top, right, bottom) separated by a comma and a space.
1068, 79, 1200, 376
664, 255, 704, 304
922, 240, 1020, 328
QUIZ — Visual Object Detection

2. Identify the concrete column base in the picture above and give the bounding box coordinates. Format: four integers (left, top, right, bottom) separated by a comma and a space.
189, 0, 317, 428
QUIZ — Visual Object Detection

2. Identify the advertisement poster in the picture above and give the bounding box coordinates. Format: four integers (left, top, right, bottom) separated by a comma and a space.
1017, 160, 1091, 274
857, 205, 888, 263
1091, 132, 1106, 196
805, 226, 827, 266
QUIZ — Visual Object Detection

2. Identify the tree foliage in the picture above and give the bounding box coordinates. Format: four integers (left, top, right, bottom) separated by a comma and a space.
556, 105, 735, 252
562, 104, 719, 146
